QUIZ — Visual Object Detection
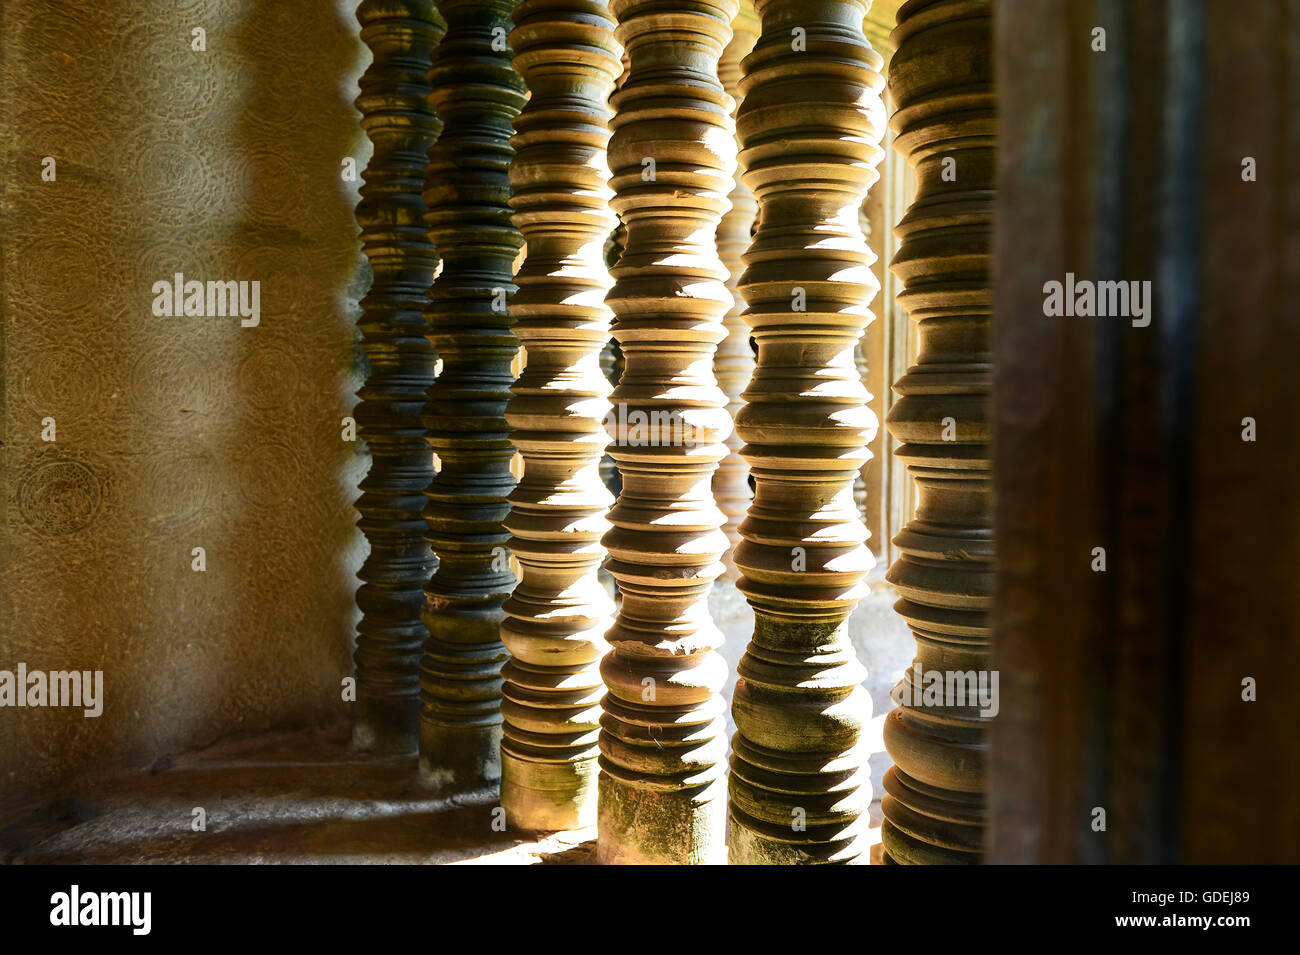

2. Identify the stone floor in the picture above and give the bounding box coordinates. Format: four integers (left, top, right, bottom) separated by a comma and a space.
0, 721, 883, 864
1, 576, 903, 864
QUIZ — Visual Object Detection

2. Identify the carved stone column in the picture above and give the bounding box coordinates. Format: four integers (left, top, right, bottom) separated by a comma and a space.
727, 0, 885, 865
853, 337, 870, 522
713, 3, 759, 578
880, 0, 994, 864
498, 0, 622, 832
418, 0, 526, 793
598, 226, 625, 501
597, 341, 623, 500
595, 0, 738, 865
352, 0, 445, 755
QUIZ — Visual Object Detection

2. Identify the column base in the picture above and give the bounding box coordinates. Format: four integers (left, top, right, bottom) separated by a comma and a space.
418, 720, 502, 796
880, 766, 984, 864
351, 695, 420, 756
727, 810, 868, 865
595, 772, 726, 865
500, 750, 598, 832
880, 818, 979, 865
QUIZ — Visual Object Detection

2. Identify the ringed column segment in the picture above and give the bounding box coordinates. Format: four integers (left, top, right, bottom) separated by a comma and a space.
713, 2, 760, 578
595, 0, 739, 865
499, 0, 623, 832
352, 0, 446, 754
418, 0, 527, 793
881, 0, 995, 865
727, 0, 886, 865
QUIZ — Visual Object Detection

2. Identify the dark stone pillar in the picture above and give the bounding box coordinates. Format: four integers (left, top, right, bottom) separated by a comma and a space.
991, 0, 1300, 864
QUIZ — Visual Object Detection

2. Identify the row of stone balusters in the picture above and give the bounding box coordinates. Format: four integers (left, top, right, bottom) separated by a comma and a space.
351, 0, 987, 864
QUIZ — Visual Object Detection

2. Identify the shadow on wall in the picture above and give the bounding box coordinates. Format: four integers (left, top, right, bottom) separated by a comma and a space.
0, 0, 369, 799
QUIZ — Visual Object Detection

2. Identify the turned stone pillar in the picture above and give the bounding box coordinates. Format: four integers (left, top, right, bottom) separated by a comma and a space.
597, 341, 623, 501
595, 0, 738, 865
713, 3, 759, 579
727, 0, 885, 865
418, 0, 526, 793
880, 0, 994, 864
499, 0, 622, 832
352, 0, 445, 755
598, 225, 625, 502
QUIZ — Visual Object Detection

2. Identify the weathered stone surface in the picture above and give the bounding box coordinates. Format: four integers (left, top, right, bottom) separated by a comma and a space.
0, 725, 594, 865
990, 0, 1300, 865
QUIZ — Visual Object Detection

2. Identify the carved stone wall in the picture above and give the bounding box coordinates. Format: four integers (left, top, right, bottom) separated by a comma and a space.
0, 0, 368, 797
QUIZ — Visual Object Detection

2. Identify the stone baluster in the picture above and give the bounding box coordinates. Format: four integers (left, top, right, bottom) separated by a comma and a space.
352, 0, 445, 755
713, 3, 759, 578
727, 0, 885, 865
598, 228, 625, 500
854, 337, 870, 522
880, 0, 994, 864
597, 342, 621, 499
595, 0, 738, 865
418, 0, 526, 793
498, 0, 622, 832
